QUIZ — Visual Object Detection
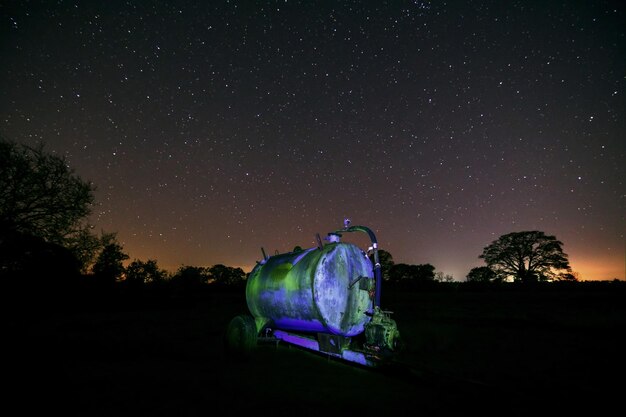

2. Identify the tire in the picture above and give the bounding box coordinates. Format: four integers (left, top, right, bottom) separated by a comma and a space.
224, 314, 258, 358
392, 333, 405, 353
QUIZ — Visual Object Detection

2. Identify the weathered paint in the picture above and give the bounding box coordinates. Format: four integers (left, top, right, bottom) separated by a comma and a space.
246, 242, 374, 336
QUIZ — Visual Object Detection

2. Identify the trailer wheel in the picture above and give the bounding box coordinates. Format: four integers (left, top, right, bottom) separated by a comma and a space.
392, 333, 405, 352
224, 314, 258, 358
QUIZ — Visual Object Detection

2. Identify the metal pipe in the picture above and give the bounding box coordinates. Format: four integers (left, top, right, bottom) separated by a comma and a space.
330, 224, 382, 308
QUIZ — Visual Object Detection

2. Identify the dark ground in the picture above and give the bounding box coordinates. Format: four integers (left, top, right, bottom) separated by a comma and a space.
5, 283, 625, 416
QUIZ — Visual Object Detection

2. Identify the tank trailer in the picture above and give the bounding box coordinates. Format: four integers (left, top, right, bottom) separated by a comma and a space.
225, 220, 402, 367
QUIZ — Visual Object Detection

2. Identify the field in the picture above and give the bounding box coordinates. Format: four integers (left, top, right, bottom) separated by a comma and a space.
6, 282, 625, 416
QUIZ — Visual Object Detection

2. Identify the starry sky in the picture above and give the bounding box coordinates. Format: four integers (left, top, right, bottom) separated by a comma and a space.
1, 1, 624, 281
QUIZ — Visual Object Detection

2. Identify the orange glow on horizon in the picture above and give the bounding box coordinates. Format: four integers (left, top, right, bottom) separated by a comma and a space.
126, 243, 624, 282
569, 259, 625, 281
148, 258, 625, 282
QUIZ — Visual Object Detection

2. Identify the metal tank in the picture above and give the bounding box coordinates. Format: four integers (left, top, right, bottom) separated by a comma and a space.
245, 240, 375, 337
225, 220, 401, 367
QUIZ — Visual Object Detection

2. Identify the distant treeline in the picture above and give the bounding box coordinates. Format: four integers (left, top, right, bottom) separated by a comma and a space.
4, 137, 610, 302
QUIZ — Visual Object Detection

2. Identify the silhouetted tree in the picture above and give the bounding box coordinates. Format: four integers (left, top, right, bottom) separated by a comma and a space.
370, 249, 394, 281
479, 231, 571, 283
557, 272, 579, 282
388, 263, 409, 283
170, 265, 210, 290
209, 264, 247, 286
0, 138, 95, 248
64, 225, 103, 274
125, 259, 168, 287
389, 263, 436, 283
415, 263, 436, 282
466, 266, 498, 283
0, 228, 81, 290
434, 271, 455, 282
92, 234, 129, 285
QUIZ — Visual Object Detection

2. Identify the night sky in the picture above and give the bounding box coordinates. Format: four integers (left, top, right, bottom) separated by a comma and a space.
1, 1, 624, 280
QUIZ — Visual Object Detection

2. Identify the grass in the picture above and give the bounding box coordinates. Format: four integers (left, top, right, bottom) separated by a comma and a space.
5, 282, 625, 416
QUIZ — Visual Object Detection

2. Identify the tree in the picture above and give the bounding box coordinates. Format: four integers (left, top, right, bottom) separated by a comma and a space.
389, 263, 436, 283
415, 263, 436, 282
369, 249, 394, 281
64, 225, 104, 274
92, 234, 129, 285
0, 228, 81, 288
435, 271, 455, 282
479, 231, 571, 283
466, 266, 497, 283
0, 138, 95, 246
557, 272, 580, 282
125, 259, 168, 287
208, 264, 246, 286
170, 265, 210, 290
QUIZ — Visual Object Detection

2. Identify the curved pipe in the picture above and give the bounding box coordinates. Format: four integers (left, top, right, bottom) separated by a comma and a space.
330, 225, 382, 308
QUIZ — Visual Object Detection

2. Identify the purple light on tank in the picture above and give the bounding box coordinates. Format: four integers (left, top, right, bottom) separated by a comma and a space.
341, 350, 371, 366
273, 330, 320, 351
246, 242, 374, 337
